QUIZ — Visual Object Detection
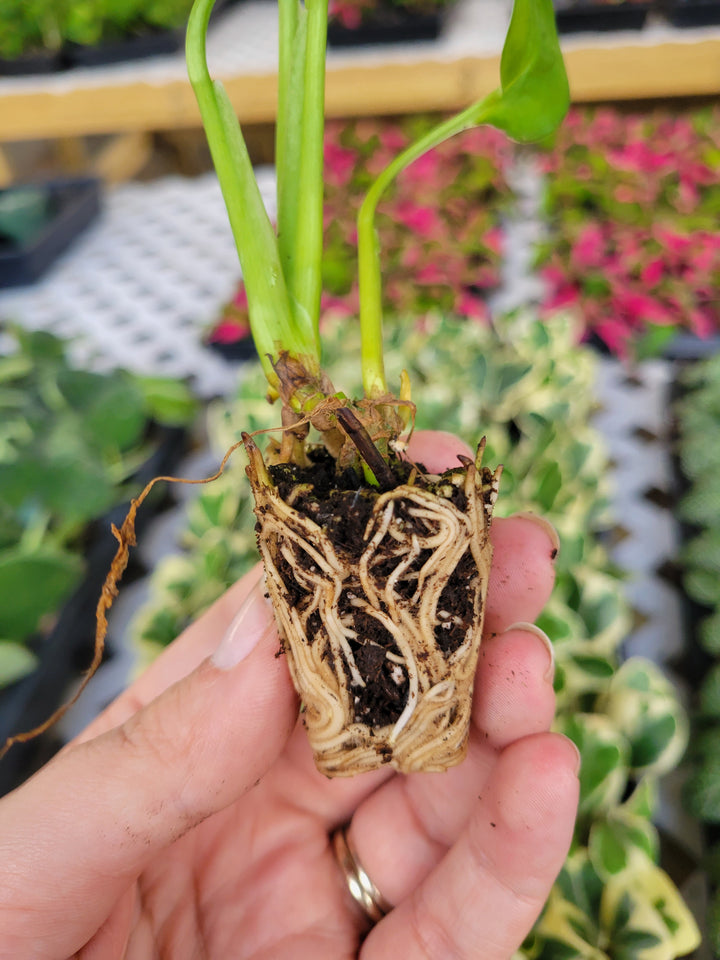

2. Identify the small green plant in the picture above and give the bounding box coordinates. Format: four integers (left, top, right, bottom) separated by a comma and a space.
0, 325, 196, 688
180, 0, 569, 776
62, 0, 194, 46
0, 0, 63, 59
0, 0, 195, 57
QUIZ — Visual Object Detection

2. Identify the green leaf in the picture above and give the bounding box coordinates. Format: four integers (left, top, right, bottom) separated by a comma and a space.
700, 665, 720, 717
633, 324, 679, 361
579, 742, 623, 807
136, 376, 198, 427
630, 714, 678, 769
483, 0, 570, 143
536, 461, 562, 511
83, 374, 146, 452
579, 589, 623, 637
497, 361, 533, 395
13, 328, 66, 363
573, 655, 615, 680
589, 820, 628, 876
700, 610, 720, 656
0, 548, 84, 639
0, 353, 33, 385
0, 454, 116, 525
684, 758, 720, 823
0, 639, 38, 688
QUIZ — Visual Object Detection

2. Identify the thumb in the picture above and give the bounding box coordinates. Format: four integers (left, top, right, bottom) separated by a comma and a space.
0, 582, 297, 954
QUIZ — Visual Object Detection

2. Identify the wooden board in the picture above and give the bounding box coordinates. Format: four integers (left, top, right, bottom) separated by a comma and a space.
1, 32, 719, 142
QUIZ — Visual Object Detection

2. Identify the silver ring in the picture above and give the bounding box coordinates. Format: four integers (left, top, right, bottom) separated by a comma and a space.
331, 823, 392, 925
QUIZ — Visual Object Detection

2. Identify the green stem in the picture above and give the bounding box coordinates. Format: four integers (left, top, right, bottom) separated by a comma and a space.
292, 0, 328, 355
187, 0, 319, 385
357, 98, 497, 399
276, 0, 326, 362
276, 0, 305, 295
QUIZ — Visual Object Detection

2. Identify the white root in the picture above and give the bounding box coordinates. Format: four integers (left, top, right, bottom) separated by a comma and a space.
246, 443, 500, 776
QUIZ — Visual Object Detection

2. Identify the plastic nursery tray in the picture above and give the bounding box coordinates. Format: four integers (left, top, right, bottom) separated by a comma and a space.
62, 0, 238, 68
553, 0, 650, 32
206, 334, 259, 363
0, 49, 64, 76
63, 28, 184, 68
0, 426, 189, 797
663, 0, 720, 25
327, 8, 444, 46
0, 178, 101, 289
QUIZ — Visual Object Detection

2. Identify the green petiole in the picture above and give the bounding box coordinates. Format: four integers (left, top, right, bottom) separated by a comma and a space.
358, 0, 568, 398
187, 0, 321, 387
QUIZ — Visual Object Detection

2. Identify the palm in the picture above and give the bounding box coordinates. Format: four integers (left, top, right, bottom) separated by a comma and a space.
138, 729, 366, 958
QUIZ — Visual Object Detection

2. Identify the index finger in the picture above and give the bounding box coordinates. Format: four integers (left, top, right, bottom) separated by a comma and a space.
74, 563, 270, 743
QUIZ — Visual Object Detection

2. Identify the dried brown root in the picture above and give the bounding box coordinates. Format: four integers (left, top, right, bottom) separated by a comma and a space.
0, 442, 246, 764
245, 434, 501, 776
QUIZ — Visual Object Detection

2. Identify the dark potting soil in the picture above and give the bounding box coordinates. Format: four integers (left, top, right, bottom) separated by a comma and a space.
267, 446, 480, 728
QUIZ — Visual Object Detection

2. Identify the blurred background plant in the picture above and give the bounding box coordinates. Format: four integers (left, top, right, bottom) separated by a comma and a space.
675, 353, 720, 954
0, 0, 63, 60
538, 105, 720, 357
0, 324, 197, 688
0, 0, 194, 59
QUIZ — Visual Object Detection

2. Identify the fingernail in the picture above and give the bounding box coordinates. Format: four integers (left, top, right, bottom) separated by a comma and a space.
561, 735, 582, 775
212, 581, 275, 670
504, 621, 555, 683
512, 512, 560, 561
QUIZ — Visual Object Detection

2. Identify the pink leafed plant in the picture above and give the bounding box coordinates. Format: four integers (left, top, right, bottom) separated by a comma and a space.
211, 114, 510, 345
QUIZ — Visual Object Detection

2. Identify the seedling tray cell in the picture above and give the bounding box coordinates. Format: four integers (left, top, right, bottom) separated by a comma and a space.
63, 28, 184, 68
0, 178, 102, 289
0, 49, 64, 76
327, 9, 444, 46
664, 0, 720, 25
554, 1, 650, 32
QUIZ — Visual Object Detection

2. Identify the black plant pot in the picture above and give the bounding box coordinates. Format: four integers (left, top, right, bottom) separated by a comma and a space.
63, 27, 184, 68
0, 426, 189, 797
205, 333, 258, 362
663, 0, 720, 24
553, 0, 650, 32
0, 48, 64, 76
328, 5, 445, 46
663, 332, 720, 362
0, 178, 102, 289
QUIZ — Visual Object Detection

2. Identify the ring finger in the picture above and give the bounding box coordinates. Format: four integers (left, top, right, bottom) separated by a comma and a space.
340, 623, 557, 909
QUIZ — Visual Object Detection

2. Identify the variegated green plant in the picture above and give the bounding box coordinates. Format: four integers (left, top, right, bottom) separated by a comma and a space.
676, 352, 720, 954
132, 311, 698, 956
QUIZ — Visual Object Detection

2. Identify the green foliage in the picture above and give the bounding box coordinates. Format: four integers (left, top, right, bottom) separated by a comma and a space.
483, 0, 569, 144
133, 311, 697, 958
0, 548, 84, 639
530, 847, 698, 960
675, 353, 720, 952
0, 0, 193, 55
0, 641, 38, 689
64, 0, 193, 46
0, 0, 63, 58
0, 325, 197, 686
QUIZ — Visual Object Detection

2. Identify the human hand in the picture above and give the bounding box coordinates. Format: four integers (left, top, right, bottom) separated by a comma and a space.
0, 430, 579, 960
